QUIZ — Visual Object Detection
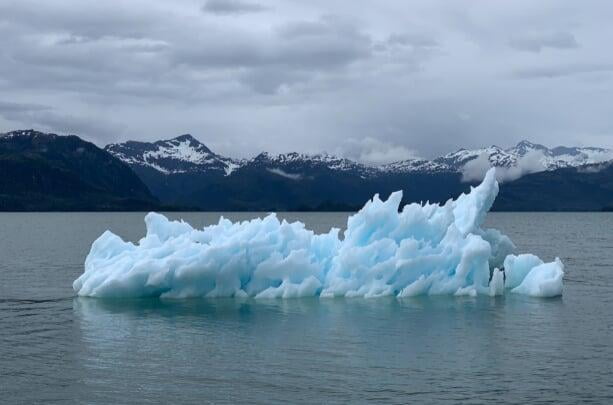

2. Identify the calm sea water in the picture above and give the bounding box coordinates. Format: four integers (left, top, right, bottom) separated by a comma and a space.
1, 212, 612, 404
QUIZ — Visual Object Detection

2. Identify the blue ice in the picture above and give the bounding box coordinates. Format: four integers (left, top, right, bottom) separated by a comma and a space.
73, 169, 563, 299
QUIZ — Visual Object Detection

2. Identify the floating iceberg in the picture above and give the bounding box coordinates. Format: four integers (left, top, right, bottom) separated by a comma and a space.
73, 169, 564, 299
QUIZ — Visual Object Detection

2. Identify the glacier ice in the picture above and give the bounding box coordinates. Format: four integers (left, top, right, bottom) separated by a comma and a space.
73, 169, 564, 299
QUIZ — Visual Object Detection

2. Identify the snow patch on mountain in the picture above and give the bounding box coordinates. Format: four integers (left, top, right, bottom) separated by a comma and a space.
224, 160, 242, 176
379, 159, 452, 173
143, 139, 214, 165
1, 129, 56, 139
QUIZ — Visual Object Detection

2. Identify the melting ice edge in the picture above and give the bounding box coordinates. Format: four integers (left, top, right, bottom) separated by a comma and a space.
73, 169, 563, 299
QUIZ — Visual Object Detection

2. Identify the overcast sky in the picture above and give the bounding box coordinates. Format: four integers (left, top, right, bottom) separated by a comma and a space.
1, 0, 612, 162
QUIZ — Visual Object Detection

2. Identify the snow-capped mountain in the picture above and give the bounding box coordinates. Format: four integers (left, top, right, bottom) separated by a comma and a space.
431, 140, 613, 172
106, 135, 613, 179
104, 134, 242, 175
253, 151, 365, 172
249, 151, 379, 178
247, 140, 613, 175
106, 136, 381, 178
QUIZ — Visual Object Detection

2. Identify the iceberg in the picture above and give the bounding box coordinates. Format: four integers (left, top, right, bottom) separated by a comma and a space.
73, 169, 564, 299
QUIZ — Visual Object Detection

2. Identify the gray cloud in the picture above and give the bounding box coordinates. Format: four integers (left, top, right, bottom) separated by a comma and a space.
239, 69, 309, 94
0, 101, 51, 114
512, 63, 613, 79
385, 33, 438, 48
337, 137, 420, 166
509, 31, 579, 52
0, 0, 612, 159
203, 0, 268, 15
461, 151, 546, 183
0, 100, 124, 143
173, 15, 371, 72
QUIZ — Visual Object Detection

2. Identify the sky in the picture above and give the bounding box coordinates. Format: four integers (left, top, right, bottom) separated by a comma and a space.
1, 0, 612, 162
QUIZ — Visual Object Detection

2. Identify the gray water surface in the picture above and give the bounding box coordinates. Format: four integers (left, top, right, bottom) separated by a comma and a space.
1, 212, 612, 404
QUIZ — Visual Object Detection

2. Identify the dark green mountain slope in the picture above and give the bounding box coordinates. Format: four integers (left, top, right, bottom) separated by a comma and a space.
188, 166, 469, 211
0, 130, 160, 211
494, 164, 613, 211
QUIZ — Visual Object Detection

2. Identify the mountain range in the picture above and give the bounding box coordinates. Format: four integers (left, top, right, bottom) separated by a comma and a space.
104, 133, 613, 210
106, 134, 612, 176
2, 129, 613, 211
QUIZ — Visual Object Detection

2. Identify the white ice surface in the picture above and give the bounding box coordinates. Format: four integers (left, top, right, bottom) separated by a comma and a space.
73, 169, 563, 299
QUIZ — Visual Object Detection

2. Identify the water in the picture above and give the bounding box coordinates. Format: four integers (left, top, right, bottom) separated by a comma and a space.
1, 212, 612, 404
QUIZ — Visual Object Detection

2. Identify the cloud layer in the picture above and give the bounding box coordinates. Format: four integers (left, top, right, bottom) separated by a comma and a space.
461, 151, 547, 183
1, 0, 612, 160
